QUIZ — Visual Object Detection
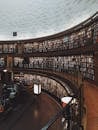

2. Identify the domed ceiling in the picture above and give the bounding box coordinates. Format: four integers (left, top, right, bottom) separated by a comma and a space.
0, 0, 98, 40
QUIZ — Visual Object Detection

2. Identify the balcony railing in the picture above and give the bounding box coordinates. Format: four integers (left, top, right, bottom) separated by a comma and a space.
41, 92, 84, 130
13, 54, 94, 81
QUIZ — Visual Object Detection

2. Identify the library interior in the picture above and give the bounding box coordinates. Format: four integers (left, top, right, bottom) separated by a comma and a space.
0, 0, 98, 130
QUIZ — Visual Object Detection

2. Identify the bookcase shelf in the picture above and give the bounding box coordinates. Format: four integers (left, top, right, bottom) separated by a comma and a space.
13, 54, 95, 81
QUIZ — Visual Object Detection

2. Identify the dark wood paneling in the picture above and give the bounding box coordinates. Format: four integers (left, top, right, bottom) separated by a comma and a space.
94, 51, 98, 85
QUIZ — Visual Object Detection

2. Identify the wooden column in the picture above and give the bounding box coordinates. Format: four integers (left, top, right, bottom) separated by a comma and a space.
6, 56, 13, 70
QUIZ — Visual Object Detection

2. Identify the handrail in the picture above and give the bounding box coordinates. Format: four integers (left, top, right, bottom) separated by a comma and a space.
13, 68, 79, 95
41, 98, 74, 130
41, 83, 84, 130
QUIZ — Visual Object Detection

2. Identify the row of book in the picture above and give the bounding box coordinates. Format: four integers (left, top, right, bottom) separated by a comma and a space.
13, 54, 94, 80
14, 74, 67, 99
0, 21, 97, 54
0, 44, 16, 53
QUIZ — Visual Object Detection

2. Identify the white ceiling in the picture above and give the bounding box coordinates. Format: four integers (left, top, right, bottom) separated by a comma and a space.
0, 0, 98, 40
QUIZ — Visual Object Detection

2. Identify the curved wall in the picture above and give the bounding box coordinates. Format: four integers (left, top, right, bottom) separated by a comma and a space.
14, 74, 68, 99
0, 12, 98, 85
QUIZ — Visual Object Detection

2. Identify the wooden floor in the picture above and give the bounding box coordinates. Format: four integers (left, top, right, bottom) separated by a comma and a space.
84, 82, 98, 130
43, 70, 98, 130
0, 92, 63, 130
1, 70, 98, 130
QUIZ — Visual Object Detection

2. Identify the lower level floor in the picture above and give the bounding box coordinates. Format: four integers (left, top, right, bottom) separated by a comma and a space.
0, 91, 63, 130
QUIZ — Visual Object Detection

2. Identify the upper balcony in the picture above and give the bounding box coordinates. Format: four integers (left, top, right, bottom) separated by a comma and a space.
0, 12, 98, 56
